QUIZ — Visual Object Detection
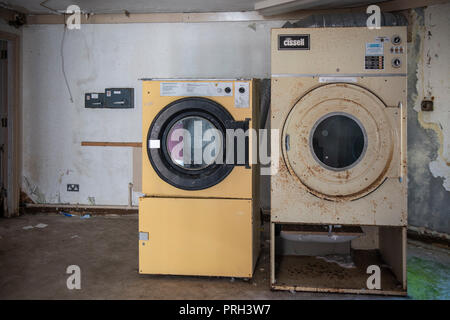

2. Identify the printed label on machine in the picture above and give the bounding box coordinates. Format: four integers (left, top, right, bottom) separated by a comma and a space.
278, 34, 310, 50
149, 139, 160, 149
160, 82, 233, 97
319, 77, 357, 83
365, 42, 384, 70
365, 42, 384, 56
234, 82, 250, 108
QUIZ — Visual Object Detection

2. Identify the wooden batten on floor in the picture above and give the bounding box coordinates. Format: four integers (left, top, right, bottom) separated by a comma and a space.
23, 203, 137, 215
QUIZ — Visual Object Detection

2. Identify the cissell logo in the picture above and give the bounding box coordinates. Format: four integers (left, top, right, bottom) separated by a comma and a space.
278, 34, 310, 50
283, 38, 305, 47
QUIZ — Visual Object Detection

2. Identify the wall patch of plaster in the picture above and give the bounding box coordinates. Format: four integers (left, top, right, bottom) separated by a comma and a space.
429, 160, 450, 190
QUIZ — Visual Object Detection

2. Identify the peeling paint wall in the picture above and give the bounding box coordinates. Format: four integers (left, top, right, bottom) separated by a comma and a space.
408, 4, 450, 234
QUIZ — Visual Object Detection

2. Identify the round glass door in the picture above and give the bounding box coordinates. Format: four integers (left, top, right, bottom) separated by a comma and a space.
310, 112, 367, 171
166, 116, 220, 170
147, 97, 235, 190
281, 83, 396, 200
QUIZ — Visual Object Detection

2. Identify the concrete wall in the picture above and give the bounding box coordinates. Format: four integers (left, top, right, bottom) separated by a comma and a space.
407, 3, 450, 235
21, 21, 282, 206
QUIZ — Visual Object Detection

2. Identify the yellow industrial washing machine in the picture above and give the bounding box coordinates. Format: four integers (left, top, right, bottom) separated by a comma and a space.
270, 27, 407, 295
139, 79, 260, 278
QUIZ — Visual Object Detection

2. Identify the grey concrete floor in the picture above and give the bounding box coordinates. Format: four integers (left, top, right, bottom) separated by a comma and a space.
0, 213, 447, 299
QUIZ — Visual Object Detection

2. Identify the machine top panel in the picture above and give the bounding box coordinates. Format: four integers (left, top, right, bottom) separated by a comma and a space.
271, 26, 407, 75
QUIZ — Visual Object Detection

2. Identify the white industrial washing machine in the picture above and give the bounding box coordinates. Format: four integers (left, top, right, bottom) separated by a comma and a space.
270, 27, 407, 295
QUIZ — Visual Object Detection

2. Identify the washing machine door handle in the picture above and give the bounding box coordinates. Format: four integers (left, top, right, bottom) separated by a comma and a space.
224, 118, 250, 169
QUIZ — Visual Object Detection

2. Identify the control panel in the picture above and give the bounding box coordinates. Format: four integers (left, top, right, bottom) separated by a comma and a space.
364, 34, 405, 71
365, 56, 384, 70
271, 26, 407, 75
160, 81, 234, 97
158, 81, 250, 108
389, 34, 404, 69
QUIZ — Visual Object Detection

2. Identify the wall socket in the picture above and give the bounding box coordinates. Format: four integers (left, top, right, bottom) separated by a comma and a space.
67, 184, 79, 192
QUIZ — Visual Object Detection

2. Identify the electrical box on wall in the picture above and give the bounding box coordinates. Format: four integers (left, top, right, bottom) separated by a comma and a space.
85, 93, 105, 108
104, 88, 134, 109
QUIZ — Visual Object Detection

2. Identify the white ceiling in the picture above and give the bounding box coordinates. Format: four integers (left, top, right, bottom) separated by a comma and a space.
1, 0, 381, 14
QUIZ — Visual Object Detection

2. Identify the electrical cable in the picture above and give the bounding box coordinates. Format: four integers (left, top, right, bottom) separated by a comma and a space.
60, 23, 74, 103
